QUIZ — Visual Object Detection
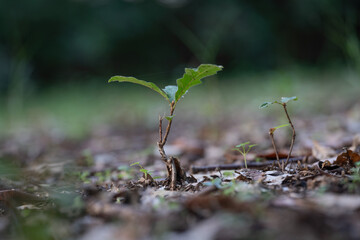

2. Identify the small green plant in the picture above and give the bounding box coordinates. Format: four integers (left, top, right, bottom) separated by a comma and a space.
109, 64, 223, 189
232, 141, 257, 169
78, 171, 90, 184
260, 96, 297, 170
130, 162, 152, 180
204, 177, 237, 196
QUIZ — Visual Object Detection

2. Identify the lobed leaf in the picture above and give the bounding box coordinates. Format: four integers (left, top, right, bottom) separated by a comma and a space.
281, 96, 298, 104
175, 64, 223, 103
108, 76, 170, 102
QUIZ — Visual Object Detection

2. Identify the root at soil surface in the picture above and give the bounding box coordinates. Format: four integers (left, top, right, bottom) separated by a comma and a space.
165, 157, 187, 190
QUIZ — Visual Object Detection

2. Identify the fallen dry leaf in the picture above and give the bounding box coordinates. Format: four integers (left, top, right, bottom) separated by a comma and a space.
334, 149, 360, 166
312, 140, 336, 160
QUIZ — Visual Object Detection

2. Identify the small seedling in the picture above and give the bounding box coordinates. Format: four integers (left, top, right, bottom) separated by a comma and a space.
109, 64, 223, 189
233, 141, 257, 169
78, 171, 90, 184
130, 162, 152, 180
204, 177, 237, 196
260, 96, 298, 170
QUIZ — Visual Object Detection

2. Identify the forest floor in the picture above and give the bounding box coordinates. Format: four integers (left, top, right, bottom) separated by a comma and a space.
1, 70, 360, 240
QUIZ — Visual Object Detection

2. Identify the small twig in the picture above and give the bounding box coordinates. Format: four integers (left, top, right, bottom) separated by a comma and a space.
269, 130, 281, 169
282, 103, 296, 167
314, 164, 342, 178
191, 157, 305, 173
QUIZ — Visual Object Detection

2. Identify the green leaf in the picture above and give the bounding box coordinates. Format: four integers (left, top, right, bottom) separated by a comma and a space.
223, 171, 234, 177
248, 144, 257, 148
140, 169, 148, 174
175, 64, 223, 103
108, 76, 170, 102
163, 85, 178, 103
259, 102, 273, 109
130, 162, 140, 167
236, 141, 250, 148
165, 115, 174, 121
273, 123, 290, 130
211, 178, 223, 189
281, 96, 298, 103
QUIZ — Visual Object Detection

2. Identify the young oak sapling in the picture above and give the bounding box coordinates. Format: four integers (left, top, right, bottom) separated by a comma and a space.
109, 64, 223, 190
260, 96, 298, 171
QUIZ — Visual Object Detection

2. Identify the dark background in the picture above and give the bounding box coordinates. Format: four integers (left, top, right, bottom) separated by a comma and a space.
1, 0, 360, 92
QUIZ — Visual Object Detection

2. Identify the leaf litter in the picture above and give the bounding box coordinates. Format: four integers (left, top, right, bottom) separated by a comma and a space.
1, 101, 360, 239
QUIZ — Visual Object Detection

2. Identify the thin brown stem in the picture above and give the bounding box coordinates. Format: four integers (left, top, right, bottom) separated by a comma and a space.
170, 157, 177, 190
158, 115, 163, 143
158, 101, 175, 166
157, 117, 167, 163
283, 104, 296, 167
269, 131, 282, 169
161, 102, 175, 147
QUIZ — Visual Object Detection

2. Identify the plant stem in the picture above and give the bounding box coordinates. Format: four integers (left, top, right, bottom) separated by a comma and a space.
159, 115, 163, 144
282, 104, 296, 167
161, 102, 175, 147
243, 154, 247, 169
269, 132, 282, 169
158, 101, 175, 163
170, 157, 177, 190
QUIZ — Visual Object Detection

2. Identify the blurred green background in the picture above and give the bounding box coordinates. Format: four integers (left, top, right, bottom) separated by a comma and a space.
0, 0, 359, 138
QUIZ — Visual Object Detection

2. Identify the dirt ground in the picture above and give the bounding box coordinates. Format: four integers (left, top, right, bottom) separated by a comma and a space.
1, 77, 360, 240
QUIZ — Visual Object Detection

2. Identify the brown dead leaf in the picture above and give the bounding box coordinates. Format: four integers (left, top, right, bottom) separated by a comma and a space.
312, 140, 336, 160
350, 134, 360, 152
236, 174, 252, 182
334, 149, 360, 166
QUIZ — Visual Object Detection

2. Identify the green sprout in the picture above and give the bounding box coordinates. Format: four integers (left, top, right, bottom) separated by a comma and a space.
130, 162, 152, 180
204, 177, 237, 196
109, 64, 223, 189
233, 141, 257, 169
260, 96, 297, 170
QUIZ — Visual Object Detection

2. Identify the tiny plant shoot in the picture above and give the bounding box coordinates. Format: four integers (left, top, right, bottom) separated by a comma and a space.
130, 162, 152, 180
260, 96, 297, 170
109, 64, 223, 189
233, 141, 257, 169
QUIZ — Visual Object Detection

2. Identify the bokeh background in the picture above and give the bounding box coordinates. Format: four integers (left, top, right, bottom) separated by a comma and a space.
0, 0, 360, 138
